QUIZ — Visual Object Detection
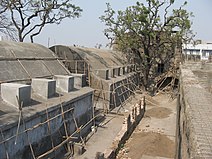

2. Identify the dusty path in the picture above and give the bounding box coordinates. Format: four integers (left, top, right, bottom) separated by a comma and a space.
75, 94, 143, 159
77, 113, 125, 159
117, 93, 177, 159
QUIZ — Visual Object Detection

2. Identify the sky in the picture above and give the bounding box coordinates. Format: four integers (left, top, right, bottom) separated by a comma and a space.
32, 0, 212, 48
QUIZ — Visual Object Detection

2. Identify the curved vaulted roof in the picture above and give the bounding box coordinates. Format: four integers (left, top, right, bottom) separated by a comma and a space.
0, 41, 69, 82
50, 45, 127, 69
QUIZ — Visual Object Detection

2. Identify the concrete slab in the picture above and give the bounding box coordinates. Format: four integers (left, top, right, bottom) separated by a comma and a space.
1, 83, 31, 108
54, 75, 74, 93
44, 60, 69, 75
70, 73, 86, 88
21, 60, 52, 78
0, 61, 29, 81
31, 78, 56, 99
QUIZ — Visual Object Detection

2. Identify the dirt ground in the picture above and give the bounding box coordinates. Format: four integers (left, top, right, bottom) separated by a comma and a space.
145, 107, 172, 119
117, 93, 177, 159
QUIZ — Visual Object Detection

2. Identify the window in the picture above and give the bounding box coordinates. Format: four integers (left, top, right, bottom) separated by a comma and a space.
202, 50, 206, 57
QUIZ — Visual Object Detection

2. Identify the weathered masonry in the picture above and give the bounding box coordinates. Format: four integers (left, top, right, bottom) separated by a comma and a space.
177, 62, 212, 158
0, 41, 93, 159
50, 45, 141, 111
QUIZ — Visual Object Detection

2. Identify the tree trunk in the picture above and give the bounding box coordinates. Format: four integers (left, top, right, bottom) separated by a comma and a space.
143, 68, 149, 91
143, 47, 151, 90
18, 32, 23, 42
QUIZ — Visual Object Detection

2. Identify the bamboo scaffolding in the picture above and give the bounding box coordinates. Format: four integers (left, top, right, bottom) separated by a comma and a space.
16, 97, 36, 159
0, 128, 9, 159
59, 94, 71, 153
36, 113, 101, 159
100, 80, 108, 113
116, 76, 140, 113
93, 79, 103, 109
15, 108, 22, 145
111, 79, 117, 110
71, 112, 85, 146
0, 107, 74, 144
45, 104, 56, 158
0, 59, 143, 159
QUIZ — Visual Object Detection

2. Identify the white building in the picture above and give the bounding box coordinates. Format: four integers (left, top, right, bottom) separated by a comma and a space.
183, 43, 212, 60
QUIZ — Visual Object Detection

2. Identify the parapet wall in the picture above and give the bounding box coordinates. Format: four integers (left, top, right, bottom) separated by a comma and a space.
177, 65, 212, 158
0, 88, 93, 159
104, 97, 146, 158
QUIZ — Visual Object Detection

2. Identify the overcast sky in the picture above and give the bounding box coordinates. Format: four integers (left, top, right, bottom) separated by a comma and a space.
32, 0, 212, 48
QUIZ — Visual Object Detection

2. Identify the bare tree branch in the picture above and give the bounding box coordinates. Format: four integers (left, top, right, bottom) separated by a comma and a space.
0, 0, 82, 42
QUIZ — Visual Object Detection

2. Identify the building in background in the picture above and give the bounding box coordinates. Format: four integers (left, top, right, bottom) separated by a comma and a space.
183, 41, 212, 61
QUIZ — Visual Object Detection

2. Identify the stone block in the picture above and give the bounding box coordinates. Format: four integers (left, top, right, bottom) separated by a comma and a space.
109, 68, 116, 78
70, 73, 86, 88
31, 78, 56, 99
54, 75, 74, 93
127, 65, 132, 73
131, 64, 135, 72
121, 66, 126, 75
114, 67, 121, 76
93, 69, 109, 80
1, 83, 31, 108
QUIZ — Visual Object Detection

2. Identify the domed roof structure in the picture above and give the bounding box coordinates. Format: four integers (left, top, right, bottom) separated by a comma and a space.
0, 41, 69, 82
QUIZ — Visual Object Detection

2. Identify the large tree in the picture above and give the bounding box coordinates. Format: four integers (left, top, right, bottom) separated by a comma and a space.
0, 0, 82, 42
100, 0, 193, 92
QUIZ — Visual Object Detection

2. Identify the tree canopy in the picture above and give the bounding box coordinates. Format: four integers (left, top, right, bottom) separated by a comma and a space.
100, 0, 194, 92
0, 0, 82, 42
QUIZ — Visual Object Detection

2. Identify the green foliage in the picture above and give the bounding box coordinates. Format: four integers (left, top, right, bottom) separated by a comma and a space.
100, 0, 193, 90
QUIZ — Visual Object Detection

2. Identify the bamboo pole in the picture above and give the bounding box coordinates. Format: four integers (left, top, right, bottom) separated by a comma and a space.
100, 80, 108, 114
0, 107, 74, 145
88, 64, 91, 87
71, 112, 85, 146
36, 113, 101, 159
45, 104, 56, 157
16, 97, 36, 159
59, 95, 71, 153
0, 128, 9, 159
57, 59, 71, 75
75, 61, 78, 74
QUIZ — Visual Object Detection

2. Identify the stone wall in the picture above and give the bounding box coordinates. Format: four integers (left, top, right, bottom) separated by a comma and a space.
0, 89, 93, 159
104, 97, 146, 158
177, 66, 212, 158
